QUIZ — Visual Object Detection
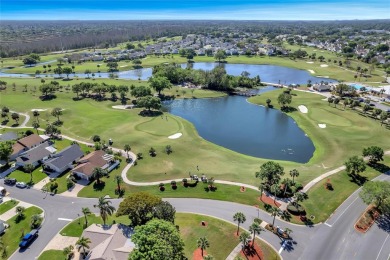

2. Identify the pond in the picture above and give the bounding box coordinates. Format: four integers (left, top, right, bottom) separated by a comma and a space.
163, 86, 315, 163
0, 62, 336, 85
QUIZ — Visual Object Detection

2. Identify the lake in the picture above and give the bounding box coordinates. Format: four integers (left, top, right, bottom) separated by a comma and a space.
163, 86, 315, 163
1, 62, 336, 85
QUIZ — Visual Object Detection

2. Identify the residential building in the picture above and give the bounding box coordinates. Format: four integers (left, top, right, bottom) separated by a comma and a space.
81, 224, 134, 260
72, 150, 119, 180
15, 142, 56, 168
10, 134, 45, 160
44, 144, 84, 174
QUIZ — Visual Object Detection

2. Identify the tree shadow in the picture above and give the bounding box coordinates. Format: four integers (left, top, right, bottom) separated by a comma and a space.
281, 106, 298, 113
375, 214, 390, 233
11, 123, 20, 127
282, 240, 297, 252
93, 181, 105, 191
72, 97, 85, 101
369, 163, 390, 174
1, 120, 9, 125
138, 110, 163, 117
348, 173, 368, 186
242, 245, 262, 259
39, 94, 57, 101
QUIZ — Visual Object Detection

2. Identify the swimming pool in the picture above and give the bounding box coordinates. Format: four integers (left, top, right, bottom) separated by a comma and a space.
349, 83, 371, 91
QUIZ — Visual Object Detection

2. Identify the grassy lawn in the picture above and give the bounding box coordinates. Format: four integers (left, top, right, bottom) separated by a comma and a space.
43, 171, 72, 194
60, 214, 130, 237
0, 200, 19, 215
78, 174, 266, 209
1, 206, 43, 260
176, 213, 280, 260
8, 167, 47, 185
249, 89, 390, 184
38, 250, 64, 260
301, 155, 390, 223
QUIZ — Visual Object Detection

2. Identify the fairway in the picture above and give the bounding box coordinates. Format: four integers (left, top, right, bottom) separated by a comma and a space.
135, 114, 182, 136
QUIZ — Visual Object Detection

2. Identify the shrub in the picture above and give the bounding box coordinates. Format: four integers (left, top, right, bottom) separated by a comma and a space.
254, 218, 263, 225
171, 181, 176, 186
159, 183, 165, 187
287, 203, 306, 215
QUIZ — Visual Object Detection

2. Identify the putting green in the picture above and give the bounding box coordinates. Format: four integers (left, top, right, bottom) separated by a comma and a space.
309, 107, 353, 127
135, 115, 182, 136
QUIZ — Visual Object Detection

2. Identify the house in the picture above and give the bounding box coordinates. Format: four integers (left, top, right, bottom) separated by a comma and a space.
313, 83, 332, 92
81, 224, 134, 260
44, 144, 83, 174
0, 132, 17, 142
15, 142, 56, 168
72, 150, 119, 180
10, 134, 45, 160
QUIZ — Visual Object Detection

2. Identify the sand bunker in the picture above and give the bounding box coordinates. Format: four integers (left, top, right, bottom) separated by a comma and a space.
112, 105, 134, 110
31, 109, 47, 112
307, 70, 315, 74
306, 62, 314, 64
320, 64, 329, 68
168, 133, 182, 139
119, 65, 128, 68
318, 124, 327, 128
298, 105, 308, 113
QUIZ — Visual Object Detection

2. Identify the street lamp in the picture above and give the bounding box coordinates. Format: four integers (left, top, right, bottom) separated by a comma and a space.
77, 214, 80, 225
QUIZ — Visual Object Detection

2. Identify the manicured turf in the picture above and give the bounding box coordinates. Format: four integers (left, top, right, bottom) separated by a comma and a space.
38, 250, 64, 260
43, 172, 72, 194
176, 213, 280, 260
8, 167, 47, 185
2, 206, 43, 260
78, 175, 266, 211
249, 89, 390, 183
0, 200, 19, 215
301, 155, 390, 223
60, 214, 130, 237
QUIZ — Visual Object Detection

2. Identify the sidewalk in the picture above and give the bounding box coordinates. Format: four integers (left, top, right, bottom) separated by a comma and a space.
0, 199, 34, 221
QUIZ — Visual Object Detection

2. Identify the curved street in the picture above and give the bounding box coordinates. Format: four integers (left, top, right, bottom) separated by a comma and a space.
1, 171, 390, 260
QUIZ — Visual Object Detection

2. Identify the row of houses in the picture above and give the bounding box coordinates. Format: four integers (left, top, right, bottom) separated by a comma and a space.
4, 133, 119, 180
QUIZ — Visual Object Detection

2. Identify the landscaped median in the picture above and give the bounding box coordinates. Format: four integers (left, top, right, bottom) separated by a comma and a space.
1, 206, 43, 260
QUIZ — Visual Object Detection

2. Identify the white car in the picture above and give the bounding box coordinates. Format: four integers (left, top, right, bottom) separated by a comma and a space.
16, 182, 27, 188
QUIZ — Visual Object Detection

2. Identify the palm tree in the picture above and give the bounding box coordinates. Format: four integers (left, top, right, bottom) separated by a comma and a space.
81, 207, 91, 227
32, 121, 40, 134
270, 207, 280, 227
284, 227, 293, 238
233, 212, 246, 235
124, 144, 131, 159
239, 231, 251, 249
249, 222, 263, 247
93, 197, 116, 225
289, 169, 299, 185
197, 237, 210, 257
24, 164, 35, 184
33, 110, 40, 122
91, 167, 106, 184
114, 175, 122, 193
0, 238, 6, 258
76, 236, 91, 259
15, 206, 25, 222
63, 245, 74, 260
30, 214, 42, 228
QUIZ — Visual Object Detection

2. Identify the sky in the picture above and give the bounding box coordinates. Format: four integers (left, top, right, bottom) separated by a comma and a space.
1, 0, 389, 20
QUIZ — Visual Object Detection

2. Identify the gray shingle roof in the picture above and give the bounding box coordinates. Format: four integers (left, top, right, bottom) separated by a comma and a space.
45, 144, 83, 170
16, 142, 53, 165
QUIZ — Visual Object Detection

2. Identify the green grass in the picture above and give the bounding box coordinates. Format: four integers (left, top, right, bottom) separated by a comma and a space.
43, 172, 72, 194
8, 167, 47, 185
234, 238, 281, 260
248, 89, 390, 184
301, 155, 390, 223
60, 214, 130, 237
1, 206, 43, 260
38, 250, 64, 260
176, 213, 280, 260
0, 200, 19, 215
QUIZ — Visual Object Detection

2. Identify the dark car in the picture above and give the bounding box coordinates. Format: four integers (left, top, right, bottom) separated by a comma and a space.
19, 229, 38, 248
4, 178, 16, 185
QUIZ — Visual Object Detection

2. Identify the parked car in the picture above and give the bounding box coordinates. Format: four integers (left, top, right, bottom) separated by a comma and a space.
19, 229, 38, 248
16, 182, 27, 188
4, 178, 16, 185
